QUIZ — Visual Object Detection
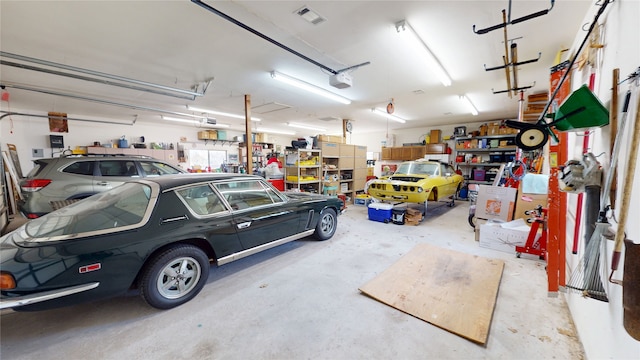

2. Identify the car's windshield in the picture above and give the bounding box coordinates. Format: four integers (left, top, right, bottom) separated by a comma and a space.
22, 183, 153, 241
395, 162, 438, 176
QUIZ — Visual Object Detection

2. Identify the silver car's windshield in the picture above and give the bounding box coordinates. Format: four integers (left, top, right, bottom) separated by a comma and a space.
395, 163, 438, 176
21, 183, 153, 242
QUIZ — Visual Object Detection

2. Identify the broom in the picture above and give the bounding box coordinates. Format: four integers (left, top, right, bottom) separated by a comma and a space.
566, 90, 633, 302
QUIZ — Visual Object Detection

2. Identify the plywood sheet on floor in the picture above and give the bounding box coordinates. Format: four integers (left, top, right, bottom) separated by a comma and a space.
359, 243, 504, 344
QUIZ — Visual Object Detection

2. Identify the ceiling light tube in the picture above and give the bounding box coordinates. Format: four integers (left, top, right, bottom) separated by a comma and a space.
372, 108, 406, 123
287, 122, 327, 132
460, 95, 479, 116
186, 105, 261, 121
270, 71, 352, 105
161, 115, 230, 127
395, 20, 452, 87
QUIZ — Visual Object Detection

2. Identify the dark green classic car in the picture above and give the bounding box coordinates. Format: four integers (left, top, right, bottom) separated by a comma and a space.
0, 173, 343, 311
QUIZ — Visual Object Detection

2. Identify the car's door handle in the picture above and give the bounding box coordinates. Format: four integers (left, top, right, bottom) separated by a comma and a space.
237, 221, 252, 229
96, 181, 109, 186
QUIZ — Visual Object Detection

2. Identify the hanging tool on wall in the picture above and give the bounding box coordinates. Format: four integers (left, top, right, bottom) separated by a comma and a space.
610, 85, 640, 285
610, 67, 640, 341
565, 83, 636, 302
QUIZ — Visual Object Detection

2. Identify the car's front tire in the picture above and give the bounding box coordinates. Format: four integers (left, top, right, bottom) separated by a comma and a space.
139, 245, 209, 309
313, 208, 337, 241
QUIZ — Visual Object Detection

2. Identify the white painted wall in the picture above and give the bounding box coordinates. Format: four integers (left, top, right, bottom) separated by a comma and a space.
0, 109, 297, 174
561, 1, 640, 358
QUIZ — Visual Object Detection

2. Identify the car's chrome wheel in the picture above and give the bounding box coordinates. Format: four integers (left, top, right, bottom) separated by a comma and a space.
139, 245, 209, 309
156, 257, 202, 299
314, 208, 337, 241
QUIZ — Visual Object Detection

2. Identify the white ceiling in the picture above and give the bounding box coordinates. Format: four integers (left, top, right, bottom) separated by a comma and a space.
0, 0, 592, 136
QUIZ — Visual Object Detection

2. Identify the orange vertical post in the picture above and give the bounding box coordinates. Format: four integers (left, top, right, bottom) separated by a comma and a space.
546, 61, 571, 293
548, 131, 568, 292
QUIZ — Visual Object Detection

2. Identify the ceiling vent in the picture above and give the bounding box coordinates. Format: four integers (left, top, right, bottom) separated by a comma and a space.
318, 116, 342, 122
251, 102, 292, 114
202, 118, 216, 125
295, 6, 326, 25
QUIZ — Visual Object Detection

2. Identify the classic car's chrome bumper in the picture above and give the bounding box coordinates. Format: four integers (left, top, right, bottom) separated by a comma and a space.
0, 282, 100, 310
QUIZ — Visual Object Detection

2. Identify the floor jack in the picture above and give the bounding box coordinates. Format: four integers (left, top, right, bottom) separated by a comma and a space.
516, 205, 548, 260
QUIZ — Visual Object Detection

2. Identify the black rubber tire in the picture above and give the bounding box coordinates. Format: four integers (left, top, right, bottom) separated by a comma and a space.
139, 244, 209, 309
516, 128, 549, 151
313, 208, 337, 240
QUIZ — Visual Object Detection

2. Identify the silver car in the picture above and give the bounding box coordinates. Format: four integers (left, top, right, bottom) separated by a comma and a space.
19, 155, 185, 218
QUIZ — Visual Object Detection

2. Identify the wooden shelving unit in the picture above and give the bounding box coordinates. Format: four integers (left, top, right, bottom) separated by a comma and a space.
317, 142, 367, 203
284, 149, 322, 193
453, 134, 517, 185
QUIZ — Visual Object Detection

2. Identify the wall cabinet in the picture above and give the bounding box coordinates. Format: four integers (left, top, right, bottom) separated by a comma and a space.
381, 143, 448, 161
87, 146, 179, 165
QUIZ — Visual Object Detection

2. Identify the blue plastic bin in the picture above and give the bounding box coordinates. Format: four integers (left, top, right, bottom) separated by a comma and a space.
368, 202, 393, 223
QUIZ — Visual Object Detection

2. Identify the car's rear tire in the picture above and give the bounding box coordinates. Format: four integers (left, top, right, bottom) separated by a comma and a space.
139, 245, 209, 309
313, 208, 337, 241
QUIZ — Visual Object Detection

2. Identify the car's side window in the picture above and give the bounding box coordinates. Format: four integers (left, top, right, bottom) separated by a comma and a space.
215, 180, 278, 211
99, 161, 135, 177
140, 161, 182, 176
63, 161, 95, 176
176, 185, 226, 216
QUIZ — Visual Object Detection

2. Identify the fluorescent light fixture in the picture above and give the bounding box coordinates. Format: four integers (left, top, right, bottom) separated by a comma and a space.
460, 95, 479, 116
287, 122, 327, 132
256, 127, 296, 135
371, 108, 406, 123
270, 71, 352, 105
395, 20, 452, 87
186, 105, 261, 121
161, 115, 230, 127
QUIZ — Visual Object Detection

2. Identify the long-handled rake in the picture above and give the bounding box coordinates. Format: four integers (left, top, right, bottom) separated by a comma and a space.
566, 213, 610, 302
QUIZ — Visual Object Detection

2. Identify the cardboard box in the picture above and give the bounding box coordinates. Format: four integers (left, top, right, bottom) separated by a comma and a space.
317, 141, 340, 156
475, 185, 517, 222
514, 192, 548, 225
405, 207, 423, 225
475, 219, 489, 241
479, 219, 540, 254
317, 135, 344, 143
339, 157, 355, 169
429, 129, 441, 143
255, 132, 266, 143
198, 130, 211, 140
340, 143, 355, 156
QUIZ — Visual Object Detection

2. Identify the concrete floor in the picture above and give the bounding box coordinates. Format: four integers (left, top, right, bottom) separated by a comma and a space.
0, 201, 584, 359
